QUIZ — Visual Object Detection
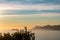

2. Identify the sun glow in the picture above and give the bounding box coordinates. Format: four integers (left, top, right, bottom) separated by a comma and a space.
0, 7, 6, 14
0, 7, 5, 18
0, 7, 6, 10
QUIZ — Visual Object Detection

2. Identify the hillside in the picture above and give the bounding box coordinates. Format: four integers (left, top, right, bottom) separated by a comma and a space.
34, 25, 60, 30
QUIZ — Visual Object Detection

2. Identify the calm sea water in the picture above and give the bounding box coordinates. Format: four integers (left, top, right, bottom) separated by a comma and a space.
0, 29, 60, 40
32, 29, 60, 40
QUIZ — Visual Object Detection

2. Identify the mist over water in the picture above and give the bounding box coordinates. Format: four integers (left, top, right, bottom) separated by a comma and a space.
0, 29, 60, 40
33, 29, 60, 40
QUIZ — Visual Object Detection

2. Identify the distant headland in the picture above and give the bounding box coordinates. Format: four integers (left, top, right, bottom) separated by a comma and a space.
34, 25, 60, 30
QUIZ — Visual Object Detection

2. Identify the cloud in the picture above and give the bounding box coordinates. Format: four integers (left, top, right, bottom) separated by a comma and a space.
1, 10, 60, 15
0, 0, 60, 5
0, 0, 60, 18
0, 13, 60, 18
0, 4, 60, 11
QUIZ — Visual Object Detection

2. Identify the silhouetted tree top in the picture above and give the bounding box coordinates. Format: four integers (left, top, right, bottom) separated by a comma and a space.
0, 27, 35, 40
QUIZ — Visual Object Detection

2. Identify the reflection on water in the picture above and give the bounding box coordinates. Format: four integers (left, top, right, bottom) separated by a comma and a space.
0, 29, 60, 40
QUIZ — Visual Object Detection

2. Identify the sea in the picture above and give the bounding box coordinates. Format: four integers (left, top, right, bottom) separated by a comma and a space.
0, 29, 60, 40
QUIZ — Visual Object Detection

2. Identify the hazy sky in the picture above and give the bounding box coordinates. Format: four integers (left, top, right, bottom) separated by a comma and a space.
0, 0, 60, 29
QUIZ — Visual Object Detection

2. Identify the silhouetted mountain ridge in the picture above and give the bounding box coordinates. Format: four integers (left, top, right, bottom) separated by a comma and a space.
34, 25, 60, 30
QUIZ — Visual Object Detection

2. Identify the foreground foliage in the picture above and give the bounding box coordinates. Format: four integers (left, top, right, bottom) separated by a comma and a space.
0, 27, 35, 40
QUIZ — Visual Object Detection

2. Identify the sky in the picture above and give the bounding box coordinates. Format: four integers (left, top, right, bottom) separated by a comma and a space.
0, 0, 60, 30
